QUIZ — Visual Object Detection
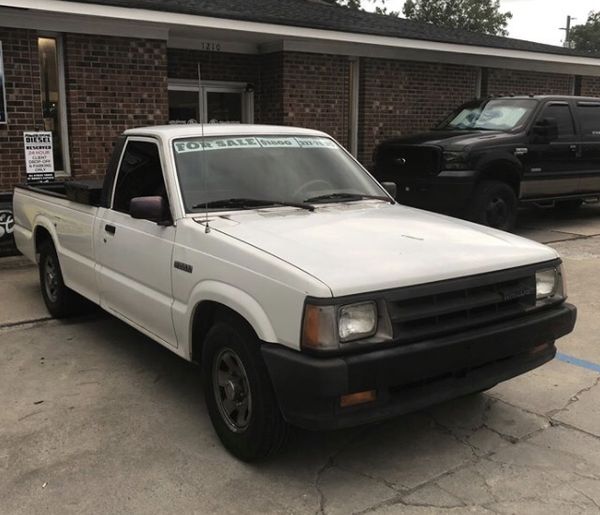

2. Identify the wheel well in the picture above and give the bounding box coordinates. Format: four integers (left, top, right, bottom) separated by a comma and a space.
191, 301, 256, 364
479, 163, 520, 193
34, 226, 53, 255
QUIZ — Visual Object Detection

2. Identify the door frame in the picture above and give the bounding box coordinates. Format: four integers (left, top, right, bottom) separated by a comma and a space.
168, 79, 254, 124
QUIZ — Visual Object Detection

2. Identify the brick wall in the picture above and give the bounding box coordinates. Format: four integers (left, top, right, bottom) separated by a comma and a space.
281, 52, 351, 148
358, 59, 479, 165
168, 48, 260, 84
64, 34, 168, 179
0, 28, 44, 191
486, 68, 573, 96
580, 76, 600, 97
259, 52, 284, 125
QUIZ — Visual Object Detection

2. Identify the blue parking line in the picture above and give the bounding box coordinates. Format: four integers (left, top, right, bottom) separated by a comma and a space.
557, 352, 600, 374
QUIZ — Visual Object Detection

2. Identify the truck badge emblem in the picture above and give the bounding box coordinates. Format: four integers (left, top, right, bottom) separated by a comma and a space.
174, 261, 193, 273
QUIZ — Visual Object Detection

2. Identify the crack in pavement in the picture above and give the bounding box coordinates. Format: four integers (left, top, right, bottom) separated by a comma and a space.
547, 375, 600, 419
313, 425, 375, 515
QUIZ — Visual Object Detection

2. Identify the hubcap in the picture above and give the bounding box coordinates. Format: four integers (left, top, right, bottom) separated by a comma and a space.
485, 196, 508, 228
44, 255, 59, 303
213, 348, 252, 433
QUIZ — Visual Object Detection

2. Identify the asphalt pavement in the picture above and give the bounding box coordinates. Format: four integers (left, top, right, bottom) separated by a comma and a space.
1, 205, 600, 514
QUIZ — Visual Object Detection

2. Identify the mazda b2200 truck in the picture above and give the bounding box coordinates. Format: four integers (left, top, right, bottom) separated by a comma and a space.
13, 125, 576, 461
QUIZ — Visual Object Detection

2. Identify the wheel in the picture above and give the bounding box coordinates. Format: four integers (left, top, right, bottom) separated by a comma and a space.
202, 314, 288, 461
38, 240, 87, 318
468, 180, 517, 231
554, 199, 583, 213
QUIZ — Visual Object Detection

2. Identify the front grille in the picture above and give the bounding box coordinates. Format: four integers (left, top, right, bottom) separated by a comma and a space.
385, 272, 537, 345
374, 144, 442, 178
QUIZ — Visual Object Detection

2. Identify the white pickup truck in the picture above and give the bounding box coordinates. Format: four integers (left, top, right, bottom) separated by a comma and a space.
14, 125, 576, 461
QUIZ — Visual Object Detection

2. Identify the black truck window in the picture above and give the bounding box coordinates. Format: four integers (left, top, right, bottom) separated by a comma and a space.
112, 140, 167, 213
540, 103, 575, 138
577, 103, 600, 139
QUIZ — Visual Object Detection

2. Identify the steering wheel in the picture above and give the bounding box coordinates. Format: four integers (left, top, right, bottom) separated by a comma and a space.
292, 179, 334, 199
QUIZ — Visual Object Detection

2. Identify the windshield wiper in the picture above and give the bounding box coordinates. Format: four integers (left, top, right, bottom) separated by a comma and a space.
192, 198, 315, 211
304, 193, 394, 204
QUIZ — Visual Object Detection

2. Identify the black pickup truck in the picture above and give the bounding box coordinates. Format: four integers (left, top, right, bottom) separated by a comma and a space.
372, 96, 600, 230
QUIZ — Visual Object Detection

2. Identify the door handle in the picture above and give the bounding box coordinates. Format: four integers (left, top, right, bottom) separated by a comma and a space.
105, 224, 116, 235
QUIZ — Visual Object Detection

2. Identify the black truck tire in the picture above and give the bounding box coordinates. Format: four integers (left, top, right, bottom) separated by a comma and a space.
468, 180, 517, 231
202, 314, 288, 461
38, 240, 88, 318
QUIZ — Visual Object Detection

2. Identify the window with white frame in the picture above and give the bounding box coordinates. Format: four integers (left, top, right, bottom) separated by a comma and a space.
38, 35, 70, 174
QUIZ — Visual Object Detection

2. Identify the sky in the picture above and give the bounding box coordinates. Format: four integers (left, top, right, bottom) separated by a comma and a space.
378, 0, 598, 47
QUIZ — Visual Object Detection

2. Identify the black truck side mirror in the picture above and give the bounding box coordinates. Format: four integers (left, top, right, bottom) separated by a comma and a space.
532, 117, 559, 142
130, 196, 171, 225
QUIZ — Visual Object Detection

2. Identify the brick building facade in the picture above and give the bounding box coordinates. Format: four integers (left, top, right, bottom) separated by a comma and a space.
1, 0, 600, 252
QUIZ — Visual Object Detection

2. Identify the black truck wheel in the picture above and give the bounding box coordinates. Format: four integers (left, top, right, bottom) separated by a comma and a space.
468, 180, 517, 231
202, 315, 288, 461
38, 240, 87, 318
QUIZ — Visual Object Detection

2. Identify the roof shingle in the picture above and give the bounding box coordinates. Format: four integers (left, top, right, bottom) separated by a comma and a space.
73, 0, 600, 59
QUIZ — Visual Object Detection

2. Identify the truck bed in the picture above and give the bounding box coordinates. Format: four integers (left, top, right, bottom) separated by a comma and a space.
17, 180, 104, 207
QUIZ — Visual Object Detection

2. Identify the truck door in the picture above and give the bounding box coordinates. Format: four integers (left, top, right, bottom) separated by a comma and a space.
521, 101, 581, 199
95, 137, 178, 347
574, 101, 600, 194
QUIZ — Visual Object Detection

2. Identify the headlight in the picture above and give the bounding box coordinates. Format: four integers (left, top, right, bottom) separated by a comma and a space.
536, 265, 565, 300
301, 300, 392, 352
443, 151, 468, 170
339, 302, 377, 342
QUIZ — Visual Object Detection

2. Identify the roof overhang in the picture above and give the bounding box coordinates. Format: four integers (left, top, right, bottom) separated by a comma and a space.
2, 0, 600, 76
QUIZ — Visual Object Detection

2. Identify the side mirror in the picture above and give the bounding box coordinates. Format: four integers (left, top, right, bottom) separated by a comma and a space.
130, 196, 171, 224
532, 117, 559, 142
381, 182, 397, 200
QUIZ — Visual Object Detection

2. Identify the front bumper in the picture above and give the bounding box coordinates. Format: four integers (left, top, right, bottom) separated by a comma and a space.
262, 303, 576, 430
394, 171, 477, 214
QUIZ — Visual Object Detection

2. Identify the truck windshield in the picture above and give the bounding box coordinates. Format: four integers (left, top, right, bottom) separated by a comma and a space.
438, 99, 538, 131
172, 135, 387, 212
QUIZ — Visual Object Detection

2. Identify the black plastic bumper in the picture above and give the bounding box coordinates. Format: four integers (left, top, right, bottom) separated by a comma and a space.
393, 171, 476, 214
261, 303, 576, 430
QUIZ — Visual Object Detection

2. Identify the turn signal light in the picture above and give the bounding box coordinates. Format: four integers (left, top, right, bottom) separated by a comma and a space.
340, 390, 377, 408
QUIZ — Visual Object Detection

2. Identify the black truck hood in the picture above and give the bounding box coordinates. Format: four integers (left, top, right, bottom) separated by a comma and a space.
381, 130, 511, 151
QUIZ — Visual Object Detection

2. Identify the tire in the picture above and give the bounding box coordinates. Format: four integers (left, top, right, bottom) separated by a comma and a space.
468, 180, 517, 231
38, 240, 87, 318
202, 314, 288, 461
554, 199, 583, 213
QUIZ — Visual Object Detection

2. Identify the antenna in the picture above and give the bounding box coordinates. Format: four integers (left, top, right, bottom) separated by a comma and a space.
198, 63, 210, 234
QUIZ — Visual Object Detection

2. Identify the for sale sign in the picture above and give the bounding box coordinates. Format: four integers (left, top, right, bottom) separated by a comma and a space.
24, 131, 55, 182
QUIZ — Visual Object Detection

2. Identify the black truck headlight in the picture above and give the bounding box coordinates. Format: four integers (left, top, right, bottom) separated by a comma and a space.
536, 265, 566, 300
443, 151, 468, 170
301, 300, 392, 352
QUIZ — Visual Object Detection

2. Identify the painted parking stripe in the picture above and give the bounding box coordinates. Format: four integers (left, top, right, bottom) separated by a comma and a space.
557, 352, 600, 374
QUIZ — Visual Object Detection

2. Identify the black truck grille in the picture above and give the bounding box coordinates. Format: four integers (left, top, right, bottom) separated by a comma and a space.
385, 272, 537, 345
375, 144, 442, 178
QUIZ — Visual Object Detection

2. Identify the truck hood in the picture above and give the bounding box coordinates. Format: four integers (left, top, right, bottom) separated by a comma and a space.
206, 202, 558, 297
381, 130, 514, 151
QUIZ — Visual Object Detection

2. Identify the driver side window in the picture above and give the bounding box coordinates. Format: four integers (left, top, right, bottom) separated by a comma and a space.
113, 140, 168, 214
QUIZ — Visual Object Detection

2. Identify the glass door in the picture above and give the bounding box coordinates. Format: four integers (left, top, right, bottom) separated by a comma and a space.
168, 81, 253, 125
